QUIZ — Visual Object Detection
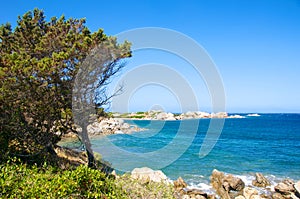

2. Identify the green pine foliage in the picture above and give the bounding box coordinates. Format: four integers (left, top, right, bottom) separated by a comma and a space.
0, 9, 131, 163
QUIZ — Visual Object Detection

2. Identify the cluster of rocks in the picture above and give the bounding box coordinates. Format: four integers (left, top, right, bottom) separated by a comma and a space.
62, 117, 144, 139
128, 167, 300, 199
210, 169, 300, 199
173, 177, 216, 199
87, 117, 144, 135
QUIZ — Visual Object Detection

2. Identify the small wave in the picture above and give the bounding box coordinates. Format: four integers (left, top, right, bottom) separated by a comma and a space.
187, 182, 214, 195
247, 113, 261, 117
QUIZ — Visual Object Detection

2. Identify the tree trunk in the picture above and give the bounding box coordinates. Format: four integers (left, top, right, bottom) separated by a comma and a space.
46, 143, 57, 156
82, 123, 96, 168
86, 149, 96, 168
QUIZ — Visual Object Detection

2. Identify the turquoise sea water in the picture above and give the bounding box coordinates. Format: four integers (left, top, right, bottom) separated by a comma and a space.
91, 114, 300, 189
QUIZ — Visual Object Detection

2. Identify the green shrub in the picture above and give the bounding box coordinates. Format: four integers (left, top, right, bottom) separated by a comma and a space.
0, 159, 127, 198
115, 174, 175, 199
130, 115, 145, 119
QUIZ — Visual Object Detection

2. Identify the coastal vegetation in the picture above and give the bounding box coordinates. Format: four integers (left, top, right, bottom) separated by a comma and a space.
0, 8, 131, 166
0, 158, 126, 198
0, 8, 134, 198
1, 9, 299, 199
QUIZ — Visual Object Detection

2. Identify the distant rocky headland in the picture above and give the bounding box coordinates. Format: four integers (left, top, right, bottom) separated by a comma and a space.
63, 111, 247, 139
113, 110, 245, 120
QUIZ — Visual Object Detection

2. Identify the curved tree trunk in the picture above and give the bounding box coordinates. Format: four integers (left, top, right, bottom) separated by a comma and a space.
82, 123, 96, 168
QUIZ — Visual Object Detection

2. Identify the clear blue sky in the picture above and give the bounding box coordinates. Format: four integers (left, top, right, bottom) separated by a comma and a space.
1, 0, 300, 113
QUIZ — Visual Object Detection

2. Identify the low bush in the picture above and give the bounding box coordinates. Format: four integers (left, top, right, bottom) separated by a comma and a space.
130, 115, 145, 119
0, 158, 127, 198
115, 174, 175, 199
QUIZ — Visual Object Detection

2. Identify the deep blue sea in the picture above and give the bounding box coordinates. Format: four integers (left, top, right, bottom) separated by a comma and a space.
91, 114, 300, 190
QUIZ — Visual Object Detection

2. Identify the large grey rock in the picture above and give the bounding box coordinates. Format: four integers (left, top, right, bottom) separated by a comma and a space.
131, 167, 168, 183
252, 173, 271, 188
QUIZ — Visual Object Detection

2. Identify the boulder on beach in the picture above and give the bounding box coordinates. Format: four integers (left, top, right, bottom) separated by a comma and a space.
252, 173, 271, 188
211, 169, 245, 199
274, 180, 295, 195
131, 167, 168, 183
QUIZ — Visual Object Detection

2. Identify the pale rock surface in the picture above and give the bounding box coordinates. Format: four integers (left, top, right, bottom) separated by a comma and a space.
131, 167, 168, 183
294, 181, 300, 196
252, 173, 271, 188
275, 181, 295, 194
211, 169, 245, 199
235, 196, 246, 199
243, 187, 259, 199
272, 192, 285, 199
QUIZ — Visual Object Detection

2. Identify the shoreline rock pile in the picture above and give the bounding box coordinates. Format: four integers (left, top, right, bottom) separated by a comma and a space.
63, 117, 144, 139
87, 117, 144, 136
129, 167, 300, 199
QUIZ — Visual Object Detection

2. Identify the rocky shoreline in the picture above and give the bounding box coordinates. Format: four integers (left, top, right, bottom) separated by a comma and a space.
126, 167, 300, 199
55, 144, 299, 199
62, 117, 146, 140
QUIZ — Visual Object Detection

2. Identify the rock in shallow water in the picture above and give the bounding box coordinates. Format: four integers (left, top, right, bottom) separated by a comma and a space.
210, 169, 245, 199
252, 173, 271, 188
223, 174, 245, 191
